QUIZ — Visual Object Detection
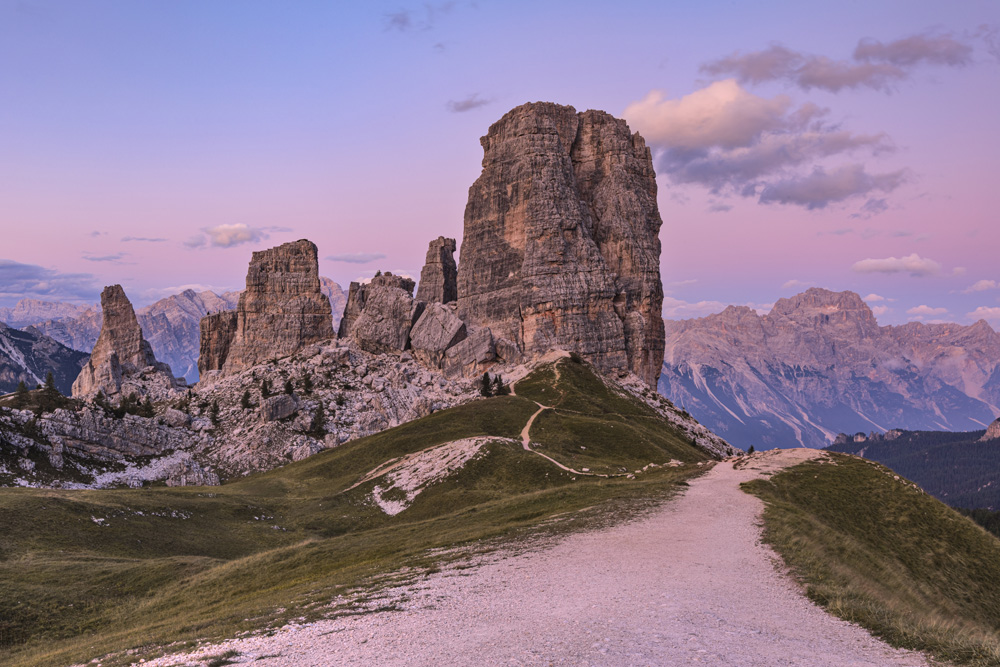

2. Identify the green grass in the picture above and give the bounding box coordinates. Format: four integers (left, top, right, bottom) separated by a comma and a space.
516, 357, 708, 474
743, 453, 1000, 665
0, 362, 711, 666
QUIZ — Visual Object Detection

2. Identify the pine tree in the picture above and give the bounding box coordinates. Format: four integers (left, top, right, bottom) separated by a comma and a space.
748, 445, 755, 454
301, 372, 313, 394
284, 379, 294, 395
261, 378, 272, 398
210, 400, 220, 426
241, 390, 252, 410
13, 380, 29, 409
479, 372, 493, 397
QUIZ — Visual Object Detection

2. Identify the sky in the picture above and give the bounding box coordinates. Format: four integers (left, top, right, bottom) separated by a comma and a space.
1, 0, 998, 327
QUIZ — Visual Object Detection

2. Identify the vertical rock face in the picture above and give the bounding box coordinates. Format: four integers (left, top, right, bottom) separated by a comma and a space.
198, 311, 238, 375
456, 102, 664, 387
72, 285, 176, 398
199, 240, 333, 376
415, 237, 458, 304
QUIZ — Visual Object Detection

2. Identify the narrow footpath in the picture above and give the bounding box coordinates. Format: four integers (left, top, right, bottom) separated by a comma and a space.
146, 449, 931, 667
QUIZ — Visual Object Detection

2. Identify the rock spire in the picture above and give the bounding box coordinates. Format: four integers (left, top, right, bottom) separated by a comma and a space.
456, 102, 665, 387
416, 237, 458, 304
72, 285, 177, 398
199, 239, 333, 376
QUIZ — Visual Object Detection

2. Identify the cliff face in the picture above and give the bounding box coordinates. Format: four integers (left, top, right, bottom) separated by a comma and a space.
199, 240, 333, 376
71, 285, 177, 398
660, 288, 1000, 449
456, 102, 664, 387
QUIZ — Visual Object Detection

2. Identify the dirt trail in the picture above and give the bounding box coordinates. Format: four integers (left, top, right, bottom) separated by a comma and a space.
145, 449, 930, 667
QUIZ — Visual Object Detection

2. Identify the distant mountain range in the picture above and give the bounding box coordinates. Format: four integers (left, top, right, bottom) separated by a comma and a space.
0, 322, 88, 394
659, 288, 1000, 450
0, 278, 347, 384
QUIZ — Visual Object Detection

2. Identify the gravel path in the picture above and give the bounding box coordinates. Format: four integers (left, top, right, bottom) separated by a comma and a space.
143, 449, 930, 667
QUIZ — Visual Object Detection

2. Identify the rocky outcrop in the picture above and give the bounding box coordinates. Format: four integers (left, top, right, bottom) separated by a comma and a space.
350, 275, 424, 355
0, 323, 88, 394
981, 419, 1000, 442
416, 237, 458, 304
200, 240, 333, 376
456, 102, 664, 387
660, 288, 1000, 450
71, 285, 178, 399
409, 303, 467, 368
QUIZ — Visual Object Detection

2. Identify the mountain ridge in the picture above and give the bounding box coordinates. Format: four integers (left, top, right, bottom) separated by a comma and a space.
659, 287, 1000, 449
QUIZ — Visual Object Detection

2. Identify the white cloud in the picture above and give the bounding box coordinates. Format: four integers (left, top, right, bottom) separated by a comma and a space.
968, 306, 1000, 322
907, 304, 949, 317
782, 279, 812, 290
851, 253, 942, 277
623, 80, 792, 151
203, 224, 267, 248
863, 293, 886, 302
623, 79, 900, 210
326, 252, 387, 264
964, 279, 999, 293
871, 305, 890, 317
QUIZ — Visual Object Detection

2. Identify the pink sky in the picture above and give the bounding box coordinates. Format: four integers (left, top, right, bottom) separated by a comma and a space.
1, 1, 998, 327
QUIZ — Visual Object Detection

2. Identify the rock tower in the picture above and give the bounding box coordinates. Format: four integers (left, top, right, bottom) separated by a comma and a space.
72, 285, 177, 398
199, 239, 333, 375
456, 102, 665, 387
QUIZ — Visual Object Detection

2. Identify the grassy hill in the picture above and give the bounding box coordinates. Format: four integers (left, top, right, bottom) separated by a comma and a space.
0, 358, 714, 667
744, 453, 1000, 665
826, 429, 1000, 510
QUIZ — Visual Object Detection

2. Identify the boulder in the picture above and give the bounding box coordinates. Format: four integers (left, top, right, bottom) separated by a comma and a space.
409, 303, 467, 367
262, 394, 300, 422
443, 327, 495, 378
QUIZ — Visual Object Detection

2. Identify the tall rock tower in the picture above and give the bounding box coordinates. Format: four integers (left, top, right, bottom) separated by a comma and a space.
456, 102, 665, 387
199, 239, 333, 376
72, 285, 177, 398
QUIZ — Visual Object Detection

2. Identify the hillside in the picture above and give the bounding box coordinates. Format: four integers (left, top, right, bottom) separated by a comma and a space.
744, 452, 1000, 664
0, 357, 716, 667
659, 288, 1000, 450
826, 428, 1000, 510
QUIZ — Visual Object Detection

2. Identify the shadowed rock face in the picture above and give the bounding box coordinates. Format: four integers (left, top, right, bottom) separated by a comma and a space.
456, 102, 664, 387
72, 285, 176, 398
416, 237, 458, 304
199, 240, 333, 376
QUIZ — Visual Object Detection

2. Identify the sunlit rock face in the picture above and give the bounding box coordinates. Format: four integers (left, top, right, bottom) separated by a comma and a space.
456, 102, 665, 387
199, 239, 333, 376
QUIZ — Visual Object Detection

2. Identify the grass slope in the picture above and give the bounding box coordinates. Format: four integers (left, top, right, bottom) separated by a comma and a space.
826, 429, 1000, 510
0, 361, 711, 666
515, 357, 708, 473
744, 453, 1000, 665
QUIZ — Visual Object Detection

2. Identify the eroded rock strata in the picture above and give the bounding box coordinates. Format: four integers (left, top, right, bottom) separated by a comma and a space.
71, 285, 177, 399
200, 240, 333, 376
456, 102, 664, 387
415, 236, 458, 304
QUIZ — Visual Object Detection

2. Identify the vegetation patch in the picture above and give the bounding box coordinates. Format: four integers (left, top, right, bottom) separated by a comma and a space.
0, 362, 711, 667
744, 453, 1000, 665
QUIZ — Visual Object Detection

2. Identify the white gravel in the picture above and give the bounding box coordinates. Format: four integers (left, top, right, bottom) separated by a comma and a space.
137, 449, 931, 667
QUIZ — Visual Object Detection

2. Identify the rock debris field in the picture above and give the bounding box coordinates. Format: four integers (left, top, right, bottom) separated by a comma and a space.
140, 449, 930, 667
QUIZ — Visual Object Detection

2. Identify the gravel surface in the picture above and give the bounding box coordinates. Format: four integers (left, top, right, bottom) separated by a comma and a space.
140, 449, 931, 667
